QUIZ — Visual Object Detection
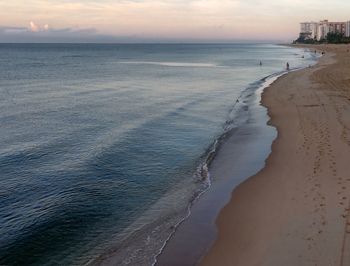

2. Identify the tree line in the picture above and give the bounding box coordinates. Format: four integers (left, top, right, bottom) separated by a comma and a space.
294, 32, 350, 44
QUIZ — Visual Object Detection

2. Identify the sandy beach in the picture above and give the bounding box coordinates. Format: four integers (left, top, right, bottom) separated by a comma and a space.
201, 44, 350, 266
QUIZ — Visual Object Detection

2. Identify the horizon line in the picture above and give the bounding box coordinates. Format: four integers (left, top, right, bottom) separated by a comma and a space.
0, 41, 289, 45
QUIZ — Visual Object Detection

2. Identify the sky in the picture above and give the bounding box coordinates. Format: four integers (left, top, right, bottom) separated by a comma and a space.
1, 0, 350, 43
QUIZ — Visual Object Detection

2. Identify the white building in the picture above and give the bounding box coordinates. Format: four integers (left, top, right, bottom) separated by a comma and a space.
300, 22, 318, 39
300, 19, 349, 40
346, 21, 350, 37
317, 20, 329, 40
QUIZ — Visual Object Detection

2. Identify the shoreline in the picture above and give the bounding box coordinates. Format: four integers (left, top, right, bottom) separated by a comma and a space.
201, 44, 350, 266
154, 61, 318, 264
91, 68, 285, 266
88, 45, 316, 266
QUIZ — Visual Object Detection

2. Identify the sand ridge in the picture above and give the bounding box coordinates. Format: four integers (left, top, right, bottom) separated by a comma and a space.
200, 44, 350, 266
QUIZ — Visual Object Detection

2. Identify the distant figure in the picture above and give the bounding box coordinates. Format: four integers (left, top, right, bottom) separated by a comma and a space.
259, 61, 262, 66
286, 62, 290, 71
302, 55, 304, 58
315, 50, 317, 54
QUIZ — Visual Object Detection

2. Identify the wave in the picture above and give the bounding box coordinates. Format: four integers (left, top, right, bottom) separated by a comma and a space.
117, 61, 219, 68
151, 52, 321, 265
0, 44, 321, 266
151, 63, 323, 265
88, 69, 294, 266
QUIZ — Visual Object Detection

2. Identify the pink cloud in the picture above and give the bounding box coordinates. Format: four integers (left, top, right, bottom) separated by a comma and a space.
29, 21, 50, 32
29, 21, 39, 32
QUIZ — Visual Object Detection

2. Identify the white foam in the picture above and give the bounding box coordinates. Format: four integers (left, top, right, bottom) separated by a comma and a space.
118, 61, 218, 68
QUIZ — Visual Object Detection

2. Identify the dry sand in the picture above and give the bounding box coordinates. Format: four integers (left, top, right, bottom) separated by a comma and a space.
200, 44, 350, 266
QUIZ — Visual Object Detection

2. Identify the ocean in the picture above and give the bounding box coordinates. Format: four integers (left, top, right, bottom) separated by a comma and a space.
0, 44, 316, 265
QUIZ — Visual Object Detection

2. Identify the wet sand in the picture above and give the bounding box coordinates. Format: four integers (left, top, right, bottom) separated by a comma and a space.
201, 44, 350, 266
156, 77, 277, 266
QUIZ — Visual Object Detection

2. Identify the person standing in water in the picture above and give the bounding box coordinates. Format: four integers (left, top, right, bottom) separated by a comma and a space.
259, 61, 262, 66
286, 62, 290, 71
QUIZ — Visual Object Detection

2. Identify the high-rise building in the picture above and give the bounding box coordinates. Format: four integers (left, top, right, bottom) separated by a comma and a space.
346, 21, 350, 37
300, 22, 318, 39
328, 22, 346, 35
300, 19, 349, 40
317, 20, 329, 40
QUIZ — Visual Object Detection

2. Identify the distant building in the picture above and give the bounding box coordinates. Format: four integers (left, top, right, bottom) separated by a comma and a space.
300, 19, 348, 41
317, 20, 329, 40
346, 21, 350, 37
328, 21, 346, 37
300, 22, 318, 39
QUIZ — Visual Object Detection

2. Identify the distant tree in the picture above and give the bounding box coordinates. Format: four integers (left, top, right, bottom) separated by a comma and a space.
341, 37, 350, 44
294, 31, 350, 44
326, 32, 344, 43
295, 33, 317, 44
304, 38, 317, 44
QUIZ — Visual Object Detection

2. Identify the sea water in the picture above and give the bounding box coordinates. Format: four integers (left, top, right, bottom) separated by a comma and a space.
0, 44, 316, 265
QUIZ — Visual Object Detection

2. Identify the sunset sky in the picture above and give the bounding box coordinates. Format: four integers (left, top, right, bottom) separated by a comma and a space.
1, 0, 350, 42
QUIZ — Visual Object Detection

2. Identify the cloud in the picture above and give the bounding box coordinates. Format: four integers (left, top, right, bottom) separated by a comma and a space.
0, 22, 107, 42
29, 21, 51, 32
1, 0, 350, 42
0, 26, 28, 34
29, 21, 39, 32
3, 21, 95, 37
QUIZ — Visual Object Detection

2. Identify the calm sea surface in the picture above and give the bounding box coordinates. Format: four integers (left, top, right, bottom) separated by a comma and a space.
0, 44, 316, 265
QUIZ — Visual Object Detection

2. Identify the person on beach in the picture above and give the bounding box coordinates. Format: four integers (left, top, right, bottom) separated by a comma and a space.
259, 61, 262, 66
286, 62, 290, 71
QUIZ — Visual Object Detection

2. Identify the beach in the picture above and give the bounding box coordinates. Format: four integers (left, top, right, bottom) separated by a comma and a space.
3, 1, 350, 265
201, 44, 350, 266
